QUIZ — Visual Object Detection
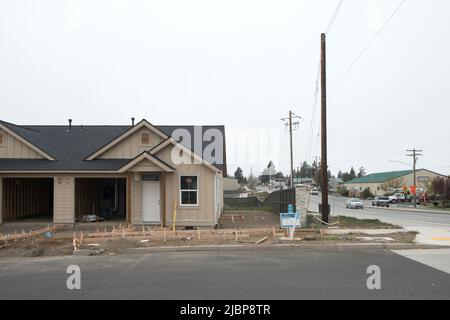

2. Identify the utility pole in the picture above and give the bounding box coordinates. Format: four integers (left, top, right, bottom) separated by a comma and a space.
281, 111, 301, 188
406, 149, 423, 208
320, 33, 329, 223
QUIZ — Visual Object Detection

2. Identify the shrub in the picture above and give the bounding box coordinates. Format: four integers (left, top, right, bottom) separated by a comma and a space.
362, 187, 374, 200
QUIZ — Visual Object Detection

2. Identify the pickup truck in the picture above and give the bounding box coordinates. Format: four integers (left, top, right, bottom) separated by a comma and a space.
388, 193, 406, 204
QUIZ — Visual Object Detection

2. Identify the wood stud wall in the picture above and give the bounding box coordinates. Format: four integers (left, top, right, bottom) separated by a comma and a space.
1, 178, 53, 220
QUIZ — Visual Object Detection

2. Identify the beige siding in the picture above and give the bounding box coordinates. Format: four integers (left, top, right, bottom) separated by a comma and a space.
99, 128, 164, 159
53, 176, 75, 224
402, 170, 446, 190
345, 182, 381, 196
0, 130, 44, 159
129, 159, 163, 172
131, 176, 143, 224
165, 164, 218, 227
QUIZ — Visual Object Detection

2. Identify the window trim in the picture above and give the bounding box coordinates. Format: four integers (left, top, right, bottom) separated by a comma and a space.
179, 175, 199, 207
0, 131, 4, 147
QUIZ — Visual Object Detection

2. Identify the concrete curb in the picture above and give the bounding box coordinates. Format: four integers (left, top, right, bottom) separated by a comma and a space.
369, 206, 450, 215
112, 243, 448, 255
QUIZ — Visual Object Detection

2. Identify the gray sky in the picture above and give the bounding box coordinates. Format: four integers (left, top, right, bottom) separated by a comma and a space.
1, 0, 450, 177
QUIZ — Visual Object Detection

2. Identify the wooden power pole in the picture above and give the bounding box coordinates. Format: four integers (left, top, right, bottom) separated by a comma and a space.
289, 111, 294, 188
406, 149, 423, 208
320, 33, 329, 223
282, 111, 301, 188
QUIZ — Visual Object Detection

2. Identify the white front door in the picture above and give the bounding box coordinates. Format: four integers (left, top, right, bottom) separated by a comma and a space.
142, 182, 161, 223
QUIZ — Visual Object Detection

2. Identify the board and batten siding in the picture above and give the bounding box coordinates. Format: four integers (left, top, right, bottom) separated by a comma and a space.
154, 144, 222, 227
0, 130, 44, 159
53, 176, 75, 224
131, 176, 143, 224
99, 128, 164, 159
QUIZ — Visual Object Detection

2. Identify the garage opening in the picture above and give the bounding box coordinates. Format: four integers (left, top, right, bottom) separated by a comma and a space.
2, 178, 54, 222
75, 178, 127, 222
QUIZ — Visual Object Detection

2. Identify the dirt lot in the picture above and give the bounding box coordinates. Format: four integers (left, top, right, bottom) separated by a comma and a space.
0, 210, 416, 259
219, 210, 280, 229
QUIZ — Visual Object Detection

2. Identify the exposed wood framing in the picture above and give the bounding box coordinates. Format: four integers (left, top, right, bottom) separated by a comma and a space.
1, 178, 53, 220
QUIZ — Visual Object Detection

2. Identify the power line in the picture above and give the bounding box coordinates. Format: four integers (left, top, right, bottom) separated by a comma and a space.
305, 0, 345, 165
328, 0, 407, 95
305, 1, 345, 164
325, 0, 345, 35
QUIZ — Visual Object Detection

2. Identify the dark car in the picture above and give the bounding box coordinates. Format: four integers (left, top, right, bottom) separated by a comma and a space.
372, 196, 390, 208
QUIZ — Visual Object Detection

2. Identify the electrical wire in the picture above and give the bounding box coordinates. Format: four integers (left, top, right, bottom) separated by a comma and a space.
325, 0, 345, 35
328, 0, 407, 95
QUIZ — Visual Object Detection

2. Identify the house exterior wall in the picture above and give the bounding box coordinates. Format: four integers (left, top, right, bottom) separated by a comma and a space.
345, 182, 383, 196
99, 128, 164, 159
53, 176, 75, 224
131, 174, 143, 225
155, 145, 221, 227
0, 130, 44, 159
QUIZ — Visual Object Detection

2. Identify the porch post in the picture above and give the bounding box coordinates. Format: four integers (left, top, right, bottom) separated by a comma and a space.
127, 174, 132, 225
161, 172, 166, 227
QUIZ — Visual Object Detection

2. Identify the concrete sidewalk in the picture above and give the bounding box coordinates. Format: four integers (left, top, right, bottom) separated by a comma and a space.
393, 249, 450, 275
406, 227, 450, 246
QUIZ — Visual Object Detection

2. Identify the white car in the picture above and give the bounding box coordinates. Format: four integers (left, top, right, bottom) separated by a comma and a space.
346, 198, 364, 209
310, 189, 319, 196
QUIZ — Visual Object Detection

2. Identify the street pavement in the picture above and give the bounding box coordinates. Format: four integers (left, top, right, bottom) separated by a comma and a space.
0, 249, 449, 300
308, 195, 450, 245
308, 194, 450, 283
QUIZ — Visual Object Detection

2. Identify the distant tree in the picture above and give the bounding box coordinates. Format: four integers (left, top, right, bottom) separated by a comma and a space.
431, 177, 445, 196
362, 187, 374, 200
337, 171, 343, 179
247, 173, 258, 190
357, 167, 366, 178
275, 172, 285, 179
349, 167, 357, 180
234, 167, 244, 184
299, 161, 311, 178
381, 178, 405, 193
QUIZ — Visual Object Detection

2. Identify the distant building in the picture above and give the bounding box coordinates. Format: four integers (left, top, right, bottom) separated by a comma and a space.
344, 169, 447, 196
293, 177, 316, 186
223, 177, 252, 199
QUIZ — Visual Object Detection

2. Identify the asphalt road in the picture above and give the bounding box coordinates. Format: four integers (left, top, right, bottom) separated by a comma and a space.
308, 195, 450, 228
0, 249, 449, 300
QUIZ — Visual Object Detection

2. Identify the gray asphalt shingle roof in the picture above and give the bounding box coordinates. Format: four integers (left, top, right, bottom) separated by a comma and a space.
0, 121, 226, 173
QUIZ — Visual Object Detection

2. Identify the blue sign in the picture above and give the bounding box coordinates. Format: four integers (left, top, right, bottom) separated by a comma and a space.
280, 212, 301, 229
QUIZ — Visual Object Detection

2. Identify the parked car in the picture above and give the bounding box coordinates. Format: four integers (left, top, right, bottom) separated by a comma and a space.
388, 193, 406, 204
310, 188, 319, 196
372, 196, 390, 207
346, 198, 364, 209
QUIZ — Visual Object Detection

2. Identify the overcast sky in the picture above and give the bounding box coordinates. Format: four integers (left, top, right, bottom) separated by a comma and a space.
1, 0, 450, 177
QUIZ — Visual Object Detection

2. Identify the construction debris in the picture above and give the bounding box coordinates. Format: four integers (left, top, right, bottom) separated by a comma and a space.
0, 225, 61, 242
255, 236, 269, 245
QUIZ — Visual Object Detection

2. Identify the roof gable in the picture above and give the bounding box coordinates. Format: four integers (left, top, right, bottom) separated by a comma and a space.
0, 122, 56, 160
86, 120, 168, 160
118, 152, 175, 173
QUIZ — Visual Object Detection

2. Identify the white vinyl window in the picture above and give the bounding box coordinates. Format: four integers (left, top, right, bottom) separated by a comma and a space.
180, 176, 199, 206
